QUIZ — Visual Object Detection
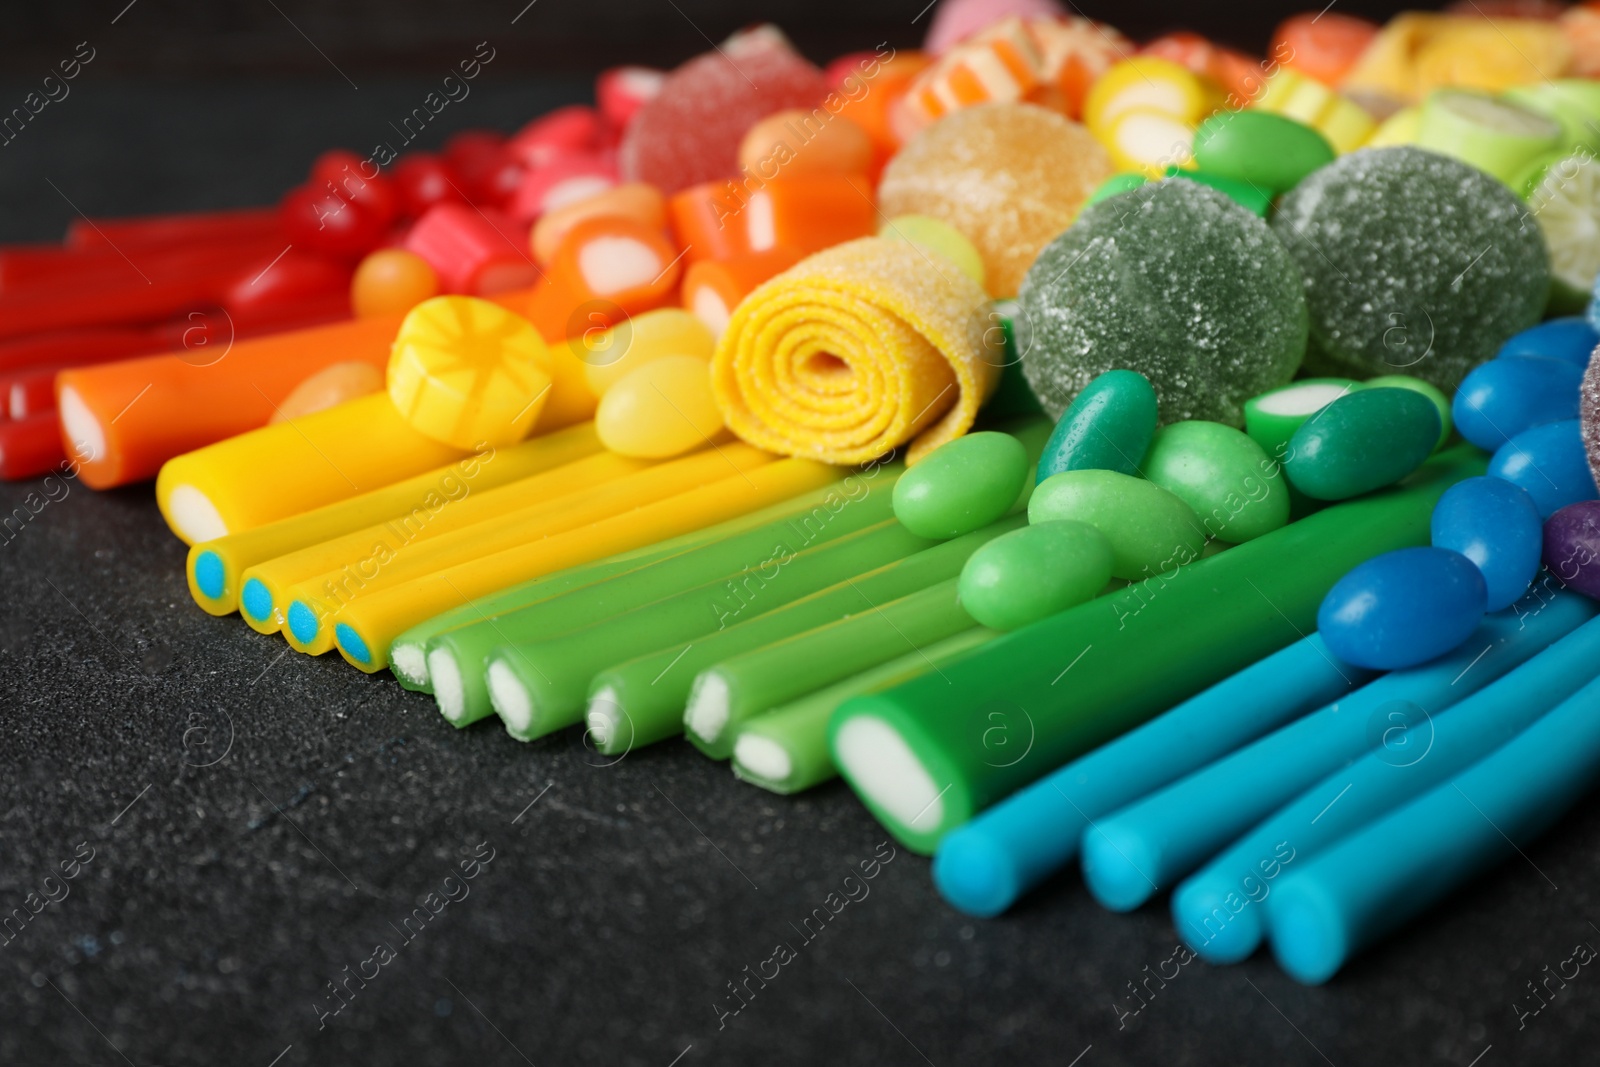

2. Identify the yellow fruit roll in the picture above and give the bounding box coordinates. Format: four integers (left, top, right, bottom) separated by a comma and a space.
275, 444, 774, 656
185, 421, 602, 618
387, 295, 553, 450
327, 457, 844, 673
711, 237, 1000, 466
1252, 68, 1376, 154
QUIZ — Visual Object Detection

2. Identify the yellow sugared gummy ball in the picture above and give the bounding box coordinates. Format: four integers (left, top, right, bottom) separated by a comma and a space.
579, 307, 716, 397
877, 102, 1114, 299
878, 214, 987, 291
596, 354, 725, 459
387, 295, 553, 450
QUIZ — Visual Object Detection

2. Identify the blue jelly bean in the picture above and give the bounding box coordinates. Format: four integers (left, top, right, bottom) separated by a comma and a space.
1451, 356, 1582, 451
1499, 316, 1598, 369
1487, 419, 1600, 519
1430, 476, 1543, 611
1318, 547, 1488, 670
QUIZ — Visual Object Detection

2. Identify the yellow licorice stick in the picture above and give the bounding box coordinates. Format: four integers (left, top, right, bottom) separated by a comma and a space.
278, 444, 776, 656
330, 457, 844, 672
185, 422, 603, 618
232, 448, 651, 636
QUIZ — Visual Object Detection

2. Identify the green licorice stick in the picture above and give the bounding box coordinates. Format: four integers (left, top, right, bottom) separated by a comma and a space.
589, 517, 1025, 755
387, 475, 893, 691
732, 629, 998, 795
485, 519, 940, 740
685, 578, 977, 761
827, 445, 1486, 854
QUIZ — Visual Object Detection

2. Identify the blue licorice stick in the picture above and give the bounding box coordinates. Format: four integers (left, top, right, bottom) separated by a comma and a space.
1173, 591, 1598, 964
930, 635, 1372, 918
1268, 671, 1600, 985
1078, 583, 1588, 913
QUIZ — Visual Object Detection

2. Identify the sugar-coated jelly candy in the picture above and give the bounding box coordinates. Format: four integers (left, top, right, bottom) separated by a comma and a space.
1192, 111, 1334, 195
1318, 547, 1488, 670
1430, 476, 1543, 611
1166, 168, 1272, 217
1453, 356, 1582, 451
1083, 172, 1148, 209
1142, 420, 1288, 543
1489, 419, 1599, 519
878, 103, 1113, 299
1273, 147, 1549, 393
1283, 388, 1440, 501
958, 519, 1113, 631
595, 355, 724, 459
1544, 500, 1600, 600
351, 249, 439, 319
1028, 469, 1204, 581
1020, 180, 1308, 427
619, 31, 829, 194
387, 296, 552, 449
1499, 316, 1598, 369
1242, 378, 1355, 463
579, 308, 715, 397
894, 431, 1029, 540
1035, 369, 1158, 483
1357, 374, 1450, 451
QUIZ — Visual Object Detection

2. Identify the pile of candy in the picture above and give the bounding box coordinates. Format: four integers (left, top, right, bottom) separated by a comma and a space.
16, 0, 1600, 987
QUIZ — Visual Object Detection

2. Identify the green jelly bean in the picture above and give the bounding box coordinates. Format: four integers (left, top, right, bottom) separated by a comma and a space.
1141, 420, 1289, 543
1358, 374, 1452, 451
1284, 387, 1442, 501
1165, 168, 1272, 216
1193, 111, 1335, 195
1084, 172, 1149, 209
1243, 377, 1357, 464
894, 431, 1028, 539
1028, 469, 1205, 581
1036, 369, 1159, 484
958, 520, 1113, 631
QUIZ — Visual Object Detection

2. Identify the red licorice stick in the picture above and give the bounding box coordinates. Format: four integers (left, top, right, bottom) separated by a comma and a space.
0, 276, 222, 342
7, 367, 59, 420
66, 207, 282, 250
0, 327, 169, 375
0, 412, 66, 480
0, 235, 286, 292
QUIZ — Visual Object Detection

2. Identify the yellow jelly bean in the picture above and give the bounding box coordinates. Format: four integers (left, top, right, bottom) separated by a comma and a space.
578, 307, 716, 397
1084, 57, 1210, 138
387, 295, 552, 450
596, 354, 724, 459
878, 215, 987, 291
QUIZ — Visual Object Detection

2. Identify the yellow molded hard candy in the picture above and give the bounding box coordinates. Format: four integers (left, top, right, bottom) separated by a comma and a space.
387, 295, 552, 450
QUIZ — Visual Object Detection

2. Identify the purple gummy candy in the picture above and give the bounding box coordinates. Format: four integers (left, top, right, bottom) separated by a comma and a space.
1544, 500, 1600, 600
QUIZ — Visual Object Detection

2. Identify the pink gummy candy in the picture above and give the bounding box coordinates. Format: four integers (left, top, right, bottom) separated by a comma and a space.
619, 31, 828, 194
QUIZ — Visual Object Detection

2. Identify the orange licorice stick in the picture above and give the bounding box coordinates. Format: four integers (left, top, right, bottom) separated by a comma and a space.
681, 248, 805, 336
832, 51, 932, 154
738, 173, 878, 257
1272, 12, 1381, 86
526, 216, 682, 340
66, 207, 283, 250
531, 183, 667, 267
56, 287, 537, 490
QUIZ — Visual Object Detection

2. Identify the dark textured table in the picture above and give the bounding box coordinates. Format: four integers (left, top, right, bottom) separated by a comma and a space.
3, 76, 1599, 1067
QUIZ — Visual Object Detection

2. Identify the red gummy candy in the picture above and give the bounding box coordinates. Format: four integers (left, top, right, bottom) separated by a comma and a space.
619, 34, 828, 194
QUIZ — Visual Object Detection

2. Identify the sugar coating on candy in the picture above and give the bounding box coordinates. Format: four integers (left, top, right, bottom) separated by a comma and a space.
1273, 146, 1549, 393
1017, 179, 1308, 426
619, 39, 828, 195
878, 103, 1113, 299
1581, 351, 1600, 487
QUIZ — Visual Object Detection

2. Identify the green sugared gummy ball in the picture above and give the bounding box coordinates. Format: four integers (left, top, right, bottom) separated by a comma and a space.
1141, 420, 1289, 543
1273, 146, 1550, 394
1017, 179, 1308, 428
893, 431, 1029, 539
1028, 468, 1206, 581
958, 520, 1114, 631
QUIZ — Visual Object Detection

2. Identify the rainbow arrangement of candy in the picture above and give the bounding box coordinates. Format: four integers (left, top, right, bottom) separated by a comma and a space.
13, 0, 1600, 987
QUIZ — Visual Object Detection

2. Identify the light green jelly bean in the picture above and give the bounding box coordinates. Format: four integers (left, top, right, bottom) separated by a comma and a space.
1141, 420, 1289, 543
958, 520, 1114, 631
1358, 374, 1452, 451
1028, 469, 1205, 581
1193, 111, 1335, 195
894, 431, 1029, 539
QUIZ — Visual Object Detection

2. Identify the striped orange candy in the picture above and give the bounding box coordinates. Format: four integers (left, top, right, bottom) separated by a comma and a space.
387, 296, 554, 450
900, 16, 1044, 130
